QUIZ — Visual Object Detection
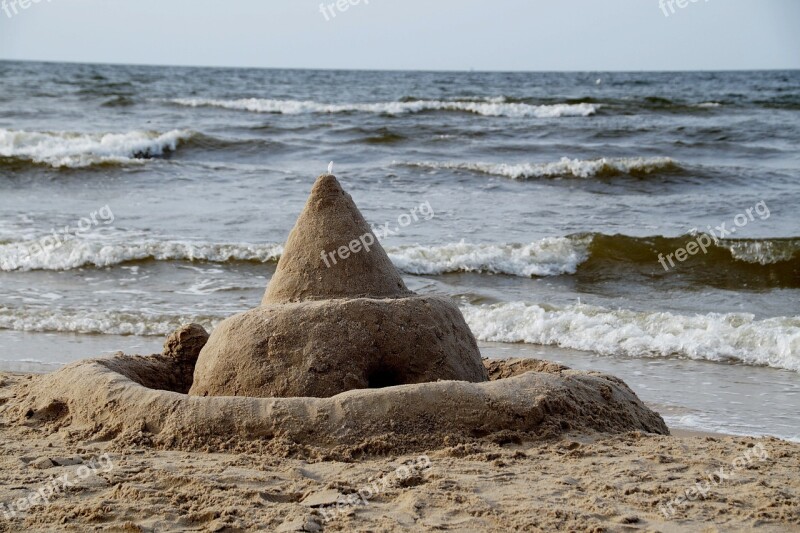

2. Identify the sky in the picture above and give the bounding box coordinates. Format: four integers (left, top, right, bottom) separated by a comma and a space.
0, 0, 798, 71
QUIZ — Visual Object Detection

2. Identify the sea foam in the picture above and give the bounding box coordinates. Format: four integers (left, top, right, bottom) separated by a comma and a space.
0, 128, 193, 168
387, 238, 590, 277
0, 236, 587, 277
170, 97, 598, 118
461, 301, 800, 373
408, 157, 680, 179
3, 300, 796, 374
0, 239, 284, 271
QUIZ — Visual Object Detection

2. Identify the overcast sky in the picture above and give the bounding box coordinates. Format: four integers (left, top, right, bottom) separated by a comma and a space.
0, 0, 797, 71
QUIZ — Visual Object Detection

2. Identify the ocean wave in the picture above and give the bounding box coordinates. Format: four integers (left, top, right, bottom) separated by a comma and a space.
585, 234, 800, 289
0, 239, 284, 271
169, 97, 598, 118
461, 302, 800, 373
0, 307, 221, 336
2, 234, 797, 289
407, 157, 682, 180
0, 128, 194, 168
388, 234, 800, 287
0, 235, 589, 277
387, 238, 590, 277
2, 302, 797, 374
726, 240, 800, 265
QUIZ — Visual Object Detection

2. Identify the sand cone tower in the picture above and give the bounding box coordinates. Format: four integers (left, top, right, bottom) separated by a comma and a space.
189, 174, 487, 398
263, 174, 410, 303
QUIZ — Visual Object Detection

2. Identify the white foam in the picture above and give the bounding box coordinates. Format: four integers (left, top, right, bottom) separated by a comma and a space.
170, 98, 598, 118
0, 128, 193, 168
386, 238, 591, 277
5, 300, 796, 373
461, 301, 800, 373
0, 238, 284, 271
409, 157, 678, 179
697, 102, 722, 108
1, 236, 588, 277
726, 240, 798, 265
0, 306, 220, 336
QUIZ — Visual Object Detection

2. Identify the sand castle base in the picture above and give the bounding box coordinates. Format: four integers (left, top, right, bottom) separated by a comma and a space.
190, 296, 487, 398
9, 352, 668, 454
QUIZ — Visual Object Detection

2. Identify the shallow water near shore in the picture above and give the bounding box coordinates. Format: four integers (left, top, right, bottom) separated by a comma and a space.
0, 62, 797, 440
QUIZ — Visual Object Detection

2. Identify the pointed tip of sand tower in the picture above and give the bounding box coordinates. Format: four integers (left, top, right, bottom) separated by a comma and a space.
262, 174, 411, 304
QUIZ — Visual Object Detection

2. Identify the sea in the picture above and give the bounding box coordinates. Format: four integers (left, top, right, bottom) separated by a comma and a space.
0, 61, 798, 441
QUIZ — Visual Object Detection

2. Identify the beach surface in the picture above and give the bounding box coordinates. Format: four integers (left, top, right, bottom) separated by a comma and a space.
1, 372, 798, 532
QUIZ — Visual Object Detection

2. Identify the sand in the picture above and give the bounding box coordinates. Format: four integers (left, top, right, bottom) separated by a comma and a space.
1, 372, 798, 532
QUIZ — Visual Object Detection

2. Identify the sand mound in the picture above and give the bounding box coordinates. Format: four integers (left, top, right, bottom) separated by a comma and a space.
9, 353, 668, 454
483, 357, 570, 379
191, 296, 486, 398
190, 174, 487, 398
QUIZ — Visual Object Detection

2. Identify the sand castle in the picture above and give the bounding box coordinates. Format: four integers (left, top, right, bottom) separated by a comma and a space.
189, 174, 488, 398
8, 174, 668, 453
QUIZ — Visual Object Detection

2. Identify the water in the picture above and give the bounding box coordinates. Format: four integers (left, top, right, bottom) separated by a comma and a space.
0, 62, 798, 440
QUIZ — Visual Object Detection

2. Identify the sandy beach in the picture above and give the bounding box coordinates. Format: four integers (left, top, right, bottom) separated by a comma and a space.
2, 5, 799, 532
1, 367, 798, 533
0, 170, 797, 533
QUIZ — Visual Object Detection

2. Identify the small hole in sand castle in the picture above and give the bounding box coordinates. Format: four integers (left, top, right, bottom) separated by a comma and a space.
9, 174, 669, 451
367, 368, 402, 389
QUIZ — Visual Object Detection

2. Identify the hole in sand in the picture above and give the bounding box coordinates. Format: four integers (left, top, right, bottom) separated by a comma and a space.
367, 368, 402, 389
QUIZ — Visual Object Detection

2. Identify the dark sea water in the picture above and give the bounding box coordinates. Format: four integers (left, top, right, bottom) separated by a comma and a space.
0, 62, 798, 440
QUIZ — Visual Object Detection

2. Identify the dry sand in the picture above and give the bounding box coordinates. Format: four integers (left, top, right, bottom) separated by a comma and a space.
1, 372, 798, 532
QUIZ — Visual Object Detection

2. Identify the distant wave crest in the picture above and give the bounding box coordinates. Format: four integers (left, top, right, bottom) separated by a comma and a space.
169, 97, 598, 118
407, 157, 682, 179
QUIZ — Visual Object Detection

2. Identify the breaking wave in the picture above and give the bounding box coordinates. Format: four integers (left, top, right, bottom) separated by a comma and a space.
462, 302, 800, 373
407, 157, 682, 180
0, 239, 284, 271
1, 234, 797, 288
2, 301, 796, 373
0, 128, 194, 168
387, 238, 590, 277
169, 97, 598, 118
0, 307, 221, 337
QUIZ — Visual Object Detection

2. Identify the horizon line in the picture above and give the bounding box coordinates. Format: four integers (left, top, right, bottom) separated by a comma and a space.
1, 58, 798, 74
